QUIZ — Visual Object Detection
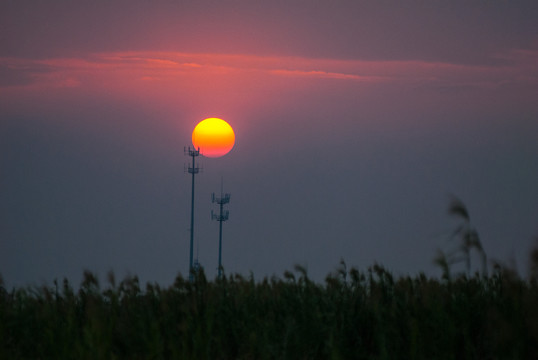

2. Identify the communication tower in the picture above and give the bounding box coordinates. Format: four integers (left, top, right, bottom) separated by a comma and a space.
212, 181, 230, 279
184, 146, 200, 282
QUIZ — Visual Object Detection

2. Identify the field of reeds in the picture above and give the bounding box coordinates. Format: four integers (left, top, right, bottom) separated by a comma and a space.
2, 198, 537, 359
1, 260, 538, 359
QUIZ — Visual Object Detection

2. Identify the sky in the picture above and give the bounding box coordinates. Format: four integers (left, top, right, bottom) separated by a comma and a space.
1, 0, 537, 288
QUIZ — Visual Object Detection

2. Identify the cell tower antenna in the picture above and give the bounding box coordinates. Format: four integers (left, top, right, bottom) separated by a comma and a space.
212, 178, 230, 279
184, 146, 200, 282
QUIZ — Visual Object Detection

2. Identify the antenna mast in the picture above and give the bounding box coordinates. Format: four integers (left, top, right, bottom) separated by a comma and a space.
185, 146, 200, 282
212, 179, 230, 279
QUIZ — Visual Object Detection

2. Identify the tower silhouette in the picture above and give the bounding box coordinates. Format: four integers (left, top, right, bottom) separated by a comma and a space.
184, 146, 200, 282
212, 180, 230, 279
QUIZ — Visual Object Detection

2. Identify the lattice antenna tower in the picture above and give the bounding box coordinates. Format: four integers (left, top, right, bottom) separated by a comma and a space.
184, 146, 200, 282
212, 178, 230, 279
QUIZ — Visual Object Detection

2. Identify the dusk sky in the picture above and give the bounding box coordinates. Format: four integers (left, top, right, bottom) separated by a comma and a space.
1, 1, 537, 288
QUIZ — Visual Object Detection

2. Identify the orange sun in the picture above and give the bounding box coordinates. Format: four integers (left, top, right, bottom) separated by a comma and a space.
192, 118, 235, 158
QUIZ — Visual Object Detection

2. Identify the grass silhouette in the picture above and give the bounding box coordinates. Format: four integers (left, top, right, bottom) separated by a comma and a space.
1, 198, 537, 359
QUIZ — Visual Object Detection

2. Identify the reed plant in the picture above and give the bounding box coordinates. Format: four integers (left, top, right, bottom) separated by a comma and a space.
2, 257, 538, 359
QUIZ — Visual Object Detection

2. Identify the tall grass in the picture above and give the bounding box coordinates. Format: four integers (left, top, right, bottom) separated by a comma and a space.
1, 260, 538, 359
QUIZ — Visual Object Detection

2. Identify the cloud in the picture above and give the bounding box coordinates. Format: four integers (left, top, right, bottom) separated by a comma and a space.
1, 50, 536, 112
270, 69, 367, 81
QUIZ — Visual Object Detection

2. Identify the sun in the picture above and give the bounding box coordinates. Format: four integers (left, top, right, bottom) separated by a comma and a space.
192, 118, 235, 158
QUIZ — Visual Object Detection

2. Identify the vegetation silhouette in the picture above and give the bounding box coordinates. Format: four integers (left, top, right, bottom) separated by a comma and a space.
434, 195, 488, 280
1, 198, 537, 359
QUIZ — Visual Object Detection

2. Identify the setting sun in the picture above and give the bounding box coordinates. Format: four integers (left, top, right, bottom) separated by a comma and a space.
192, 118, 235, 158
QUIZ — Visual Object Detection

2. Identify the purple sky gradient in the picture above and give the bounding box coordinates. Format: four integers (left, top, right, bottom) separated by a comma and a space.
1, 1, 537, 287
